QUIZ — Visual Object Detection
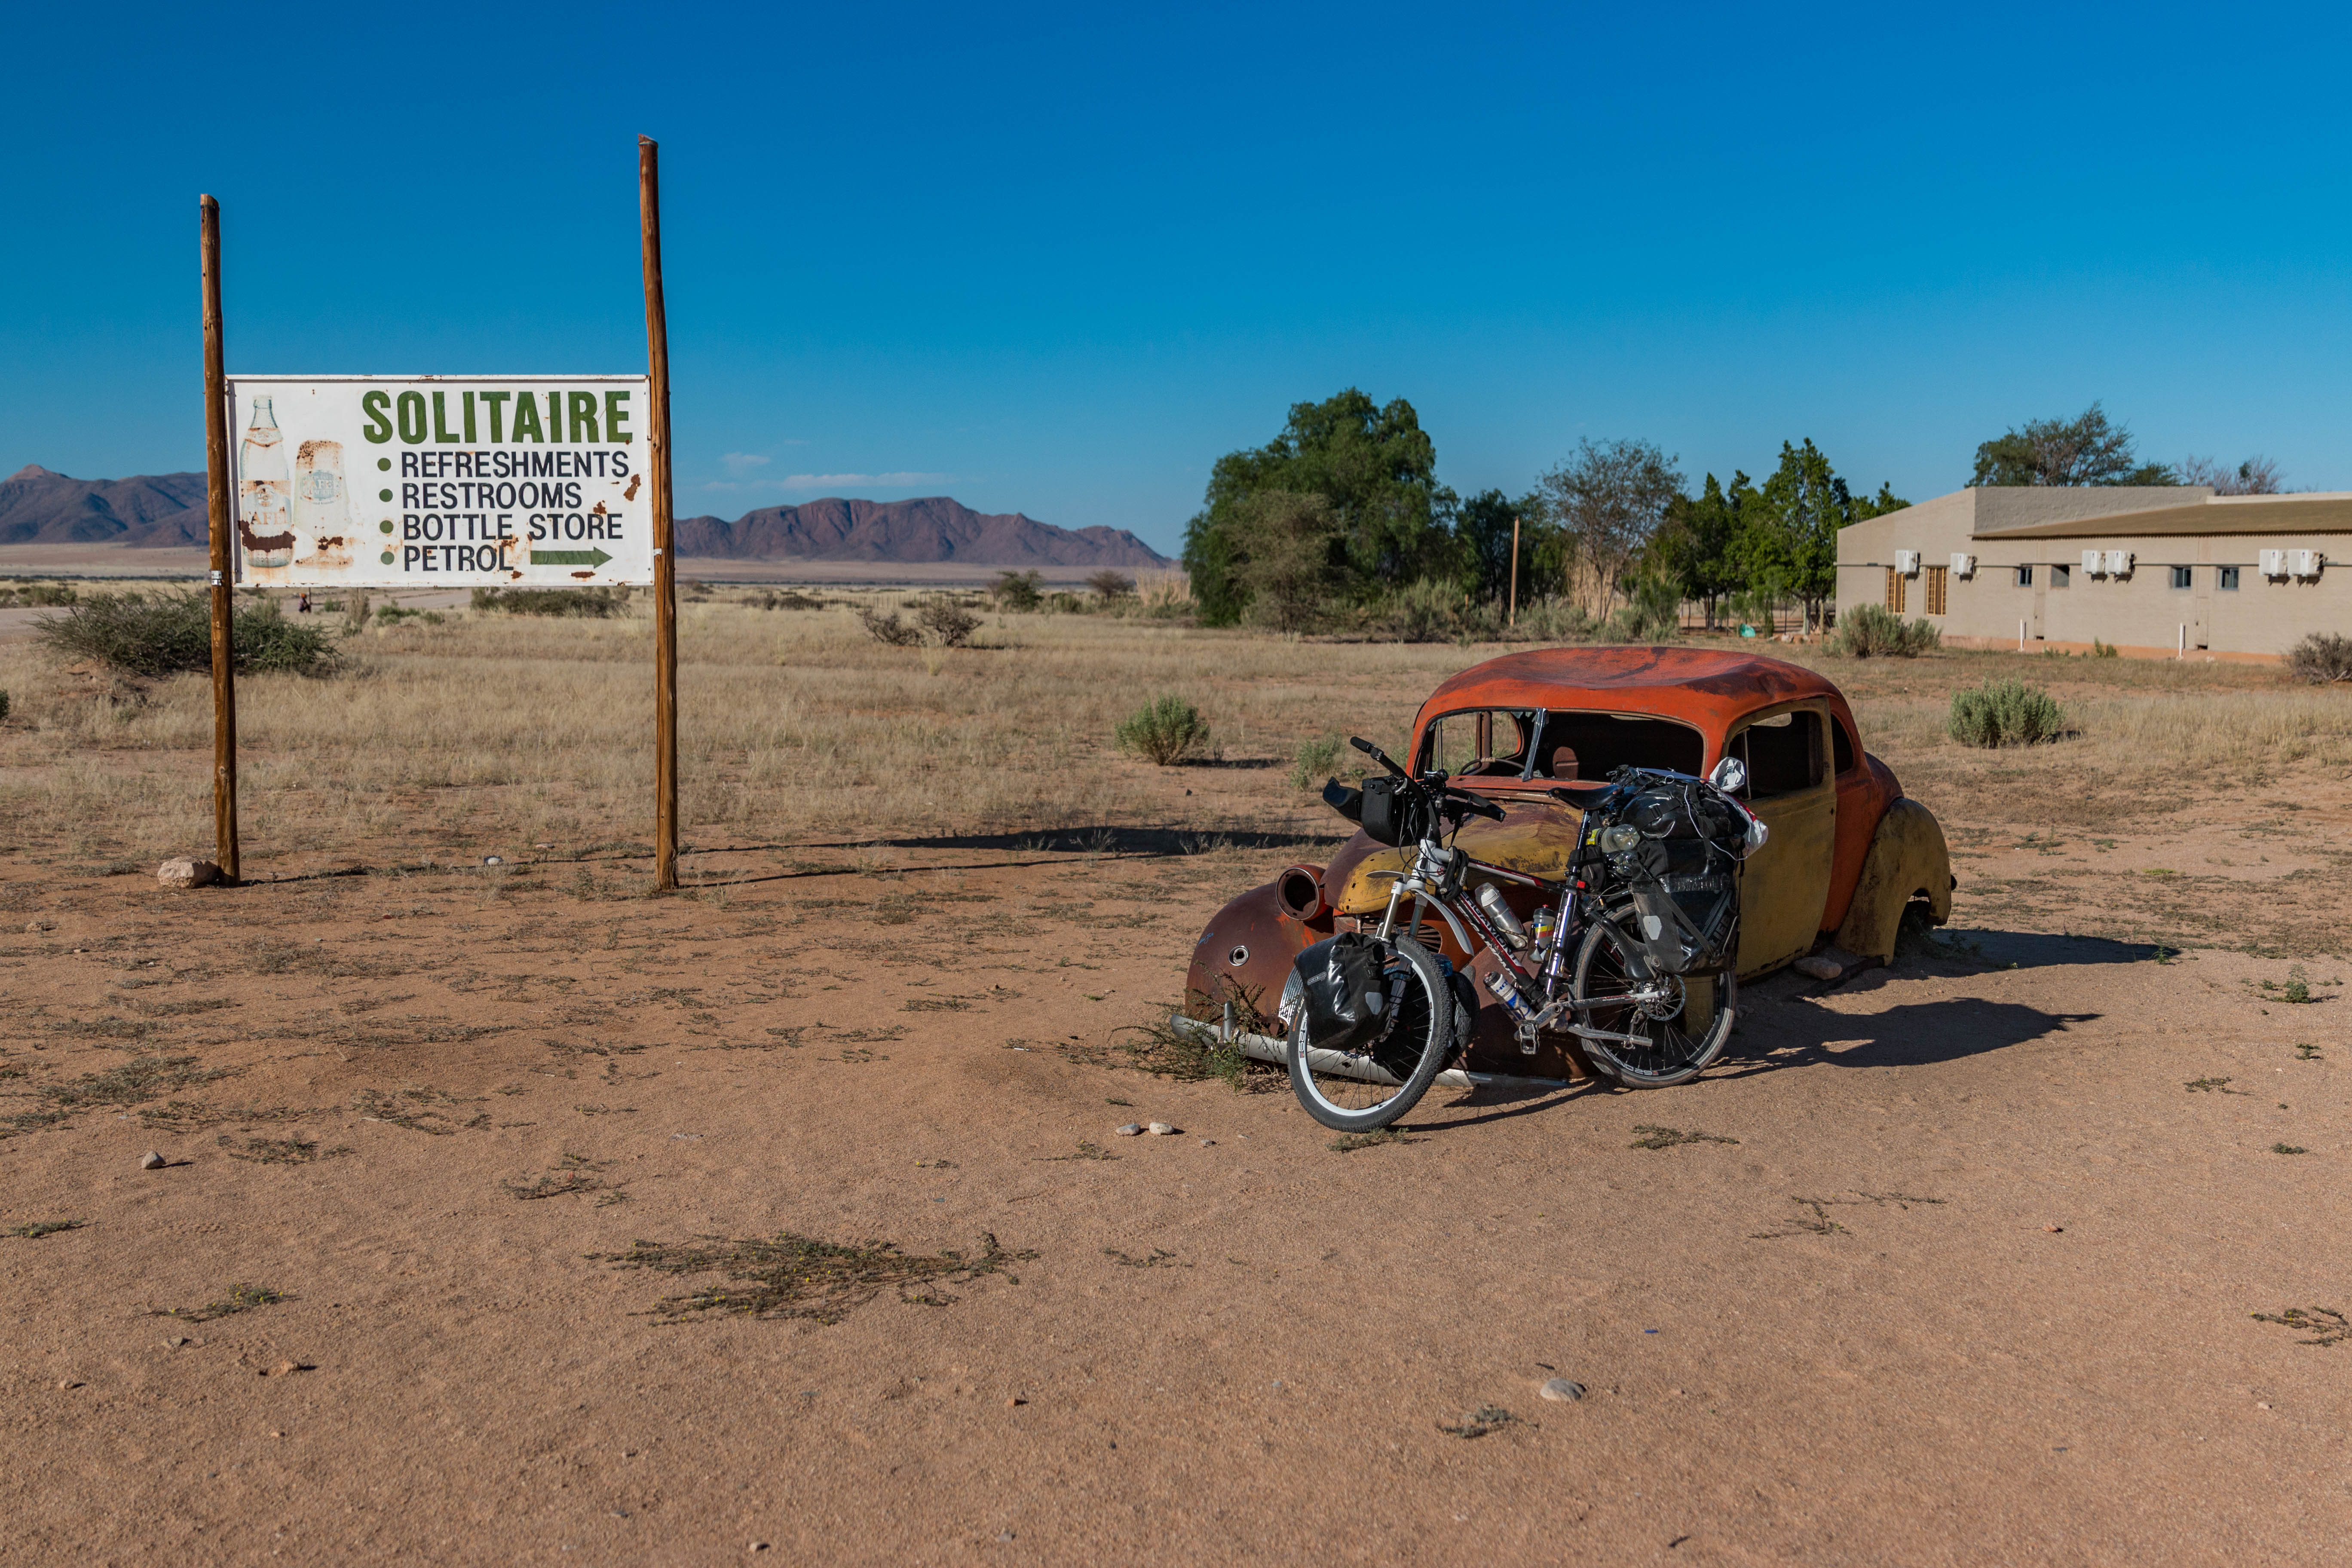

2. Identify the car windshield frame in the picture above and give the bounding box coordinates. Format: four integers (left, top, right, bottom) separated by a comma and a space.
1417, 704, 1709, 786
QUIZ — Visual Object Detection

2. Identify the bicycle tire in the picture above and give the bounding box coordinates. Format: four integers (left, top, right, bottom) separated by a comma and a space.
1287, 936, 1453, 1131
1570, 915, 1736, 1089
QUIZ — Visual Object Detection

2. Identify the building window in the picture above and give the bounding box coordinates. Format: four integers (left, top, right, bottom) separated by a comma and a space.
1924, 564, 1948, 615
2170, 565, 2192, 589
2015, 564, 2034, 587
2218, 566, 2239, 590
2050, 564, 2070, 588
1883, 567, 1905, 613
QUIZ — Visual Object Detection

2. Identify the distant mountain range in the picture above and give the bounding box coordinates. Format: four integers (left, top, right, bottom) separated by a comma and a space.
0, 466, 1170, 568
674, 496, 1167, 567
0, 466, 211, 547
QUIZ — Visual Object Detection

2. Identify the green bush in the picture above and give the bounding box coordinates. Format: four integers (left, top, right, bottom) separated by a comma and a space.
1829, 602, 1941, 658
0, 689, 9, 722
1115, 695, 1210, 766
470, 586, 630, 618
2285, 632, 2352, 684
1948, 679, 2065, 748
989, 570, 1043, 612
1287, 734, 1343, 790
34, 591, 340, 678
375, 605, 445, 626
1514, 597, 1597, 642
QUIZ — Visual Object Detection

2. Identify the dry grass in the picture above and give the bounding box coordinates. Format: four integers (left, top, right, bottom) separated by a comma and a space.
2, 598, 2346, 870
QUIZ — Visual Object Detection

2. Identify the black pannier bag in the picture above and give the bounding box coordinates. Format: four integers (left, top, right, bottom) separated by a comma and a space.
1358, 775, 1436, 847
1289, 934, 1390, 1054
1618, 777, 1744, 976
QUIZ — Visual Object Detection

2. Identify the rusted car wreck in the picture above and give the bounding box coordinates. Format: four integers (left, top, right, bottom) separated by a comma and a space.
1185, 647, 1953, 1081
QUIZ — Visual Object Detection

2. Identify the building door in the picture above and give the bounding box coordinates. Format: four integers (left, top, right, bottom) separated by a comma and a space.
1728, 704, 1835, 977
2031, 571, 2046, 640
2192, 562, 2212, 649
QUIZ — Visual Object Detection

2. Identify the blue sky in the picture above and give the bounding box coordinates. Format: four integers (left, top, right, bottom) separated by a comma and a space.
6, 2, 2347, 554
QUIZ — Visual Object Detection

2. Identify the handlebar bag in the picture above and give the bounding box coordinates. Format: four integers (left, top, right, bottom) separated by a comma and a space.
1360, 776, 1437, 847
1289, 934, 1390, 1053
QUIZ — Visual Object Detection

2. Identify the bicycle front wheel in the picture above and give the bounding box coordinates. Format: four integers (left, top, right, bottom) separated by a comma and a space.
1571, 917, 1736, 1088
1288, 937, 1453, 1131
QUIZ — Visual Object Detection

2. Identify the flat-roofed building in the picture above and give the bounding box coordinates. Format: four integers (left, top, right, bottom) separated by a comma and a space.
1835, 487, 2348, 660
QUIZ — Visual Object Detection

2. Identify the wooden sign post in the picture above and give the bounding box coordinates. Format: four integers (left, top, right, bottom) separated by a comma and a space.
638, 136, 680, 893
194, 144, 681, 891
199, 196, 241, 885
1508, 514, 1520, 629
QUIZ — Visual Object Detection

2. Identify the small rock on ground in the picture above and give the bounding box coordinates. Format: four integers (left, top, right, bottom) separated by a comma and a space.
1539, 1378, 1585, 1402
1146, 1121, 1176, 1136
1792, 955, 1843, 981
138, 1151, 166, 1170
1113, 1124, 1142, 1136
156, 858, 222, 889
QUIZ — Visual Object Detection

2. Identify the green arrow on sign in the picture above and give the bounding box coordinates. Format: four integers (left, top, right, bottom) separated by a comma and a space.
530, 547, 613, 568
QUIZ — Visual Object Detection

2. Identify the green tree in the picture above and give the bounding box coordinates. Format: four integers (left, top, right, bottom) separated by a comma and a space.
1651, 472, 1748, 628
1535, 438, 1684, 616
1732, 441, 1904, 634
1970, 403, 2176, 487
1229, 491, 1345, 634
1452, 487, 1544, 606
1182, 389, 1449, 625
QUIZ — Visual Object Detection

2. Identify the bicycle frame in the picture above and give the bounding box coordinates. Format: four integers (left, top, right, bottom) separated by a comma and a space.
1369, 833, 1666, 1050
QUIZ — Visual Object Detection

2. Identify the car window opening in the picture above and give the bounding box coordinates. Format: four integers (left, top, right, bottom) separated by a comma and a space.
1734, 710, 1823, 798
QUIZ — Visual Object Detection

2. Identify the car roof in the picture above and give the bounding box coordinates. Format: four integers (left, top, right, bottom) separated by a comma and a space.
1414, 645, 1844, 740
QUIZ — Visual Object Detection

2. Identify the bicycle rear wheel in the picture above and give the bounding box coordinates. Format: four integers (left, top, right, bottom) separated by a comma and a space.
1571, 916, 1736, 1088
1287, 936, 1452, 1131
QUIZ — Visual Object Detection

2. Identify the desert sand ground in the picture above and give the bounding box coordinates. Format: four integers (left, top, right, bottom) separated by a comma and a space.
2, 598, 2348, 1565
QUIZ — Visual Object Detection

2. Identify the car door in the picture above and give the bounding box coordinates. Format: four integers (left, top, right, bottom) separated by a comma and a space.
1728, 702, 1835, 977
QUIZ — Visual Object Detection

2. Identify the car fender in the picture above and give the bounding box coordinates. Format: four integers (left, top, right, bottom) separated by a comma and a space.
1831, 797, 1954, 964
1186, 879, 1329, 1023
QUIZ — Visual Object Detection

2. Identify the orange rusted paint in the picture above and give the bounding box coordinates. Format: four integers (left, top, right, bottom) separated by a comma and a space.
1186, 646, 1949, 1064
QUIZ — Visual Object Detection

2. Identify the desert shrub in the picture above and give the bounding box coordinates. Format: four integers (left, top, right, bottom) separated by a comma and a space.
1374, 578, 1464, 643
1287, 734, 1343, 789
1134, 569, 1193, 618
35, 591, 339, 678
912, 595, 980, 648
853, 596, 979, 649
0, 582, 77, 608
989, 570, 1043, 612
853, 604, 921, 647
1604, 574, 1683, 643
1087, 570, 1136, 601
2285, 632, 2352, 684
1045, 591, 1087, 613
749, 588, 826, 612
375, 605, 445, 626
1116, 695, 1210, 766
1829, 602, 1940, 658
469, 586, 630, 618
0, 689, 9, 721
1948, 678, 2065, 747
1507, 596, 1595, 643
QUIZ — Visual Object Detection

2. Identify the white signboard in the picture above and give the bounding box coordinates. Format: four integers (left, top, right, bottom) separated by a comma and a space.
224, 376, 654, 588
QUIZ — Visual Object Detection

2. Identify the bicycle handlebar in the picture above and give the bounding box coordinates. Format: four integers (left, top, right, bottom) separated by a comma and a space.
1349, 735, 1412, 781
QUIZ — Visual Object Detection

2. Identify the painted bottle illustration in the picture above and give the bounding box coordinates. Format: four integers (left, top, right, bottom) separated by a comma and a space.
237, 398, 294, 570
293, 438, 353, 568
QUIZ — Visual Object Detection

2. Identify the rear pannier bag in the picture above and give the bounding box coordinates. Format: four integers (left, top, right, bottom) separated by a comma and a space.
1289, 934, 1390, 1054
